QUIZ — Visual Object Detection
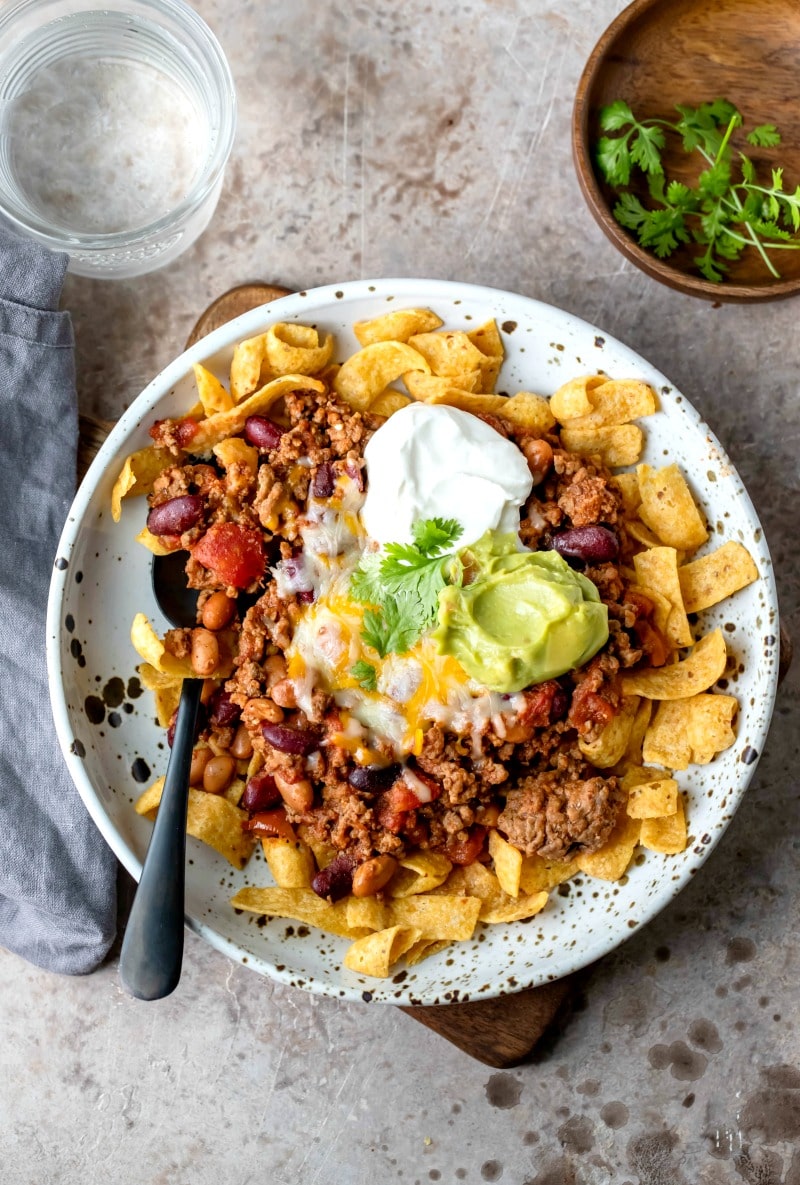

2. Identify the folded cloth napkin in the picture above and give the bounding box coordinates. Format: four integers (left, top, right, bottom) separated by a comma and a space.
0, 223, 117, 974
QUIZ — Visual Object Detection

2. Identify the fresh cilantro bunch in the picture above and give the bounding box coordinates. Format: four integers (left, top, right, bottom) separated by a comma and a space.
595, 98, 800, 282
348, 518, 463, 678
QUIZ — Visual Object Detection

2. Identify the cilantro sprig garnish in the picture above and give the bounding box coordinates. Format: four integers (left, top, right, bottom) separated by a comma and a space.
350, 659, 378, 690
595, 98, 800, 282
349, 518, 463, 658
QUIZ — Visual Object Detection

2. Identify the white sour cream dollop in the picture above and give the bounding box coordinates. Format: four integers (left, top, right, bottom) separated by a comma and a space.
360, 402, 533, 548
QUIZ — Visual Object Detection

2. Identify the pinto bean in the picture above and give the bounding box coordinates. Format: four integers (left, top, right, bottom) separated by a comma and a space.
270, 678, 297, 709
520, 437, 554, 485
274, 772, 314, 813
201, 591, 236, 631
191, 629, 219, 677
351, 855, 398, 898
203, 754, 236, 794
189, 746, 212, 786
230, 724, 253, 760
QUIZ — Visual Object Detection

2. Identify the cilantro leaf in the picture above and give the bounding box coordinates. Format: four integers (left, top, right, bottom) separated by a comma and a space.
599, 100, 635, 131
594, 96, 800, 284
596, 134, 633, 187
412, 517, 462, 556
360, 596, 423, 659
629, 125, 665, 176
349, 518, 463, 657
350, 660, 378, 690
748, 123, 781, 148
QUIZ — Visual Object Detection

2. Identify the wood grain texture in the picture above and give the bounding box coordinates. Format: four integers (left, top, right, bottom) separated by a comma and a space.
573, 0, 800, 301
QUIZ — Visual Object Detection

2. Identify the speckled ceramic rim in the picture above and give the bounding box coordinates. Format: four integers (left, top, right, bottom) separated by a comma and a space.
47, 279, 780, 1004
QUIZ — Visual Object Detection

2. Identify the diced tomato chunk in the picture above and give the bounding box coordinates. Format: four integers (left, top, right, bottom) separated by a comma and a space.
442, 825, 487, 866
191, 522, 266, 588
375, 782, 421, 833
242, 808, 296, 843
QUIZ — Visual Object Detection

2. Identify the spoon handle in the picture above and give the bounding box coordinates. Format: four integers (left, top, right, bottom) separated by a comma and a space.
119, 678, 203, 1000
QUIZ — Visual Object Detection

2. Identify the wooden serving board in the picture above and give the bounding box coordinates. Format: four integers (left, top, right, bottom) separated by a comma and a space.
79, 282, 793, 1067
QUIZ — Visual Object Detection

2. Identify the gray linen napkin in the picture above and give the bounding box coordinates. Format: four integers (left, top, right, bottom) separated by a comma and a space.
0, 223, 117, 974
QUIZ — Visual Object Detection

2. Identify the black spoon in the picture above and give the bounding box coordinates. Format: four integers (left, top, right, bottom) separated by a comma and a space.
119, 550, 202, 1001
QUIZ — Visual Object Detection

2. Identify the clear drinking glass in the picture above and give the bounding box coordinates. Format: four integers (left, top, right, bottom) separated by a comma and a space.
0, 0, 236, 278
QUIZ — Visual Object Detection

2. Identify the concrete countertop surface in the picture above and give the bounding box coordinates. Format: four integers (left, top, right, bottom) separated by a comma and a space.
3, 2, 799, 1182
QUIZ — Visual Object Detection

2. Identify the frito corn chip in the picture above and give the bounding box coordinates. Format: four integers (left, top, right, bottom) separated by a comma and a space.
261, 837, 316, 889
111, 445, 173, 522
626, 776, 679, 819
634, 547, 692, 648
467, 320, 504, 391
579, 695, 640, 768
230, 333, 268, 401
481, 888, 549, 925
643, 693, 738, 769
678, 541, 759, 614
344, 925, 424, 977
560, 423, 644, 468
501, 391, 556, 433
611, 471, 642, 516
137, 779, 255, 868
640, 793, 687, 855
193, 362, 233, 415
131, 613, 194, 677
333, 341, 430, 411
549, 375, 604, 422
404, 937, 451, 967
564, 379, 657, 429
489, 829, 523, 898
403, 369, 482, 399
353, 308, 443, 346
575, 812, 641, 881
389, 851, 453, 898
621, 629, 727, 699
637, 463, 708, 550
230, 886, 357, 937
296, 824, 338, 870
223, 775, 245, 806
346, 894, 481, 941
265, 322, 334, 376
135, 526, 174, 556
518, 855, 579, 894
369, 390, 413, 417
408, 329, 488, 377
626, 520, 669, 551
420, 388, 515, 418
191, 374, 325, 450
623, 698, 654, 766
213, 436, 259, 475
433, 861, 544, 924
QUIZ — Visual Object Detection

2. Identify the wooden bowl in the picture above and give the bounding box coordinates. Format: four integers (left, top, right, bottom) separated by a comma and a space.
573, 0, 800, 302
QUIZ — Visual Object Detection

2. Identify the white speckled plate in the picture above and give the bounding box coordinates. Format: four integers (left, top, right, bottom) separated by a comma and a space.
47, 279, 779, 1005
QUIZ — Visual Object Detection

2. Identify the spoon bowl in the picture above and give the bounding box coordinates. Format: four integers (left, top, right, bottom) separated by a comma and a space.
118, 549, 202, 1000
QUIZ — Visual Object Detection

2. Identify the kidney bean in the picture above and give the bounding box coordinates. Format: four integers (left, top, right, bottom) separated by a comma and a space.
312, 853, 357, 902
348, 763, 401, 793
201, 591, 236, 631
209, 689, 242, 727
311, 462, 335, 498
147, 494, 204, 536
297, 589, 315, 604
203, 754, 236, 794
551, 525, 619, 565
244, 415, 284, 450
241, 771, 282, 813
261, 721, 320, 755
551, 686, 570, 720
166, 705, 205, 749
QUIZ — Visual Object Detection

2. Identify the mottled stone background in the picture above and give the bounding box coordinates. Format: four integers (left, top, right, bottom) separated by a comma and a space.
4, 1, 799, 1182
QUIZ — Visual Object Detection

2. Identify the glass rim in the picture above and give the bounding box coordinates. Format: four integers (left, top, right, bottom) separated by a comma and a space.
0, 0, 237, 249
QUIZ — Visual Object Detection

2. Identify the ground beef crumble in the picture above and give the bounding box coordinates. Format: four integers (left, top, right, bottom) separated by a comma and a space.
148, 385, 669, 877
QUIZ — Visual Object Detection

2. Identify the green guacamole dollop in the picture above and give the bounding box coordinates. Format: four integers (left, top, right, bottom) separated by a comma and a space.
433, 533, 608, 693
